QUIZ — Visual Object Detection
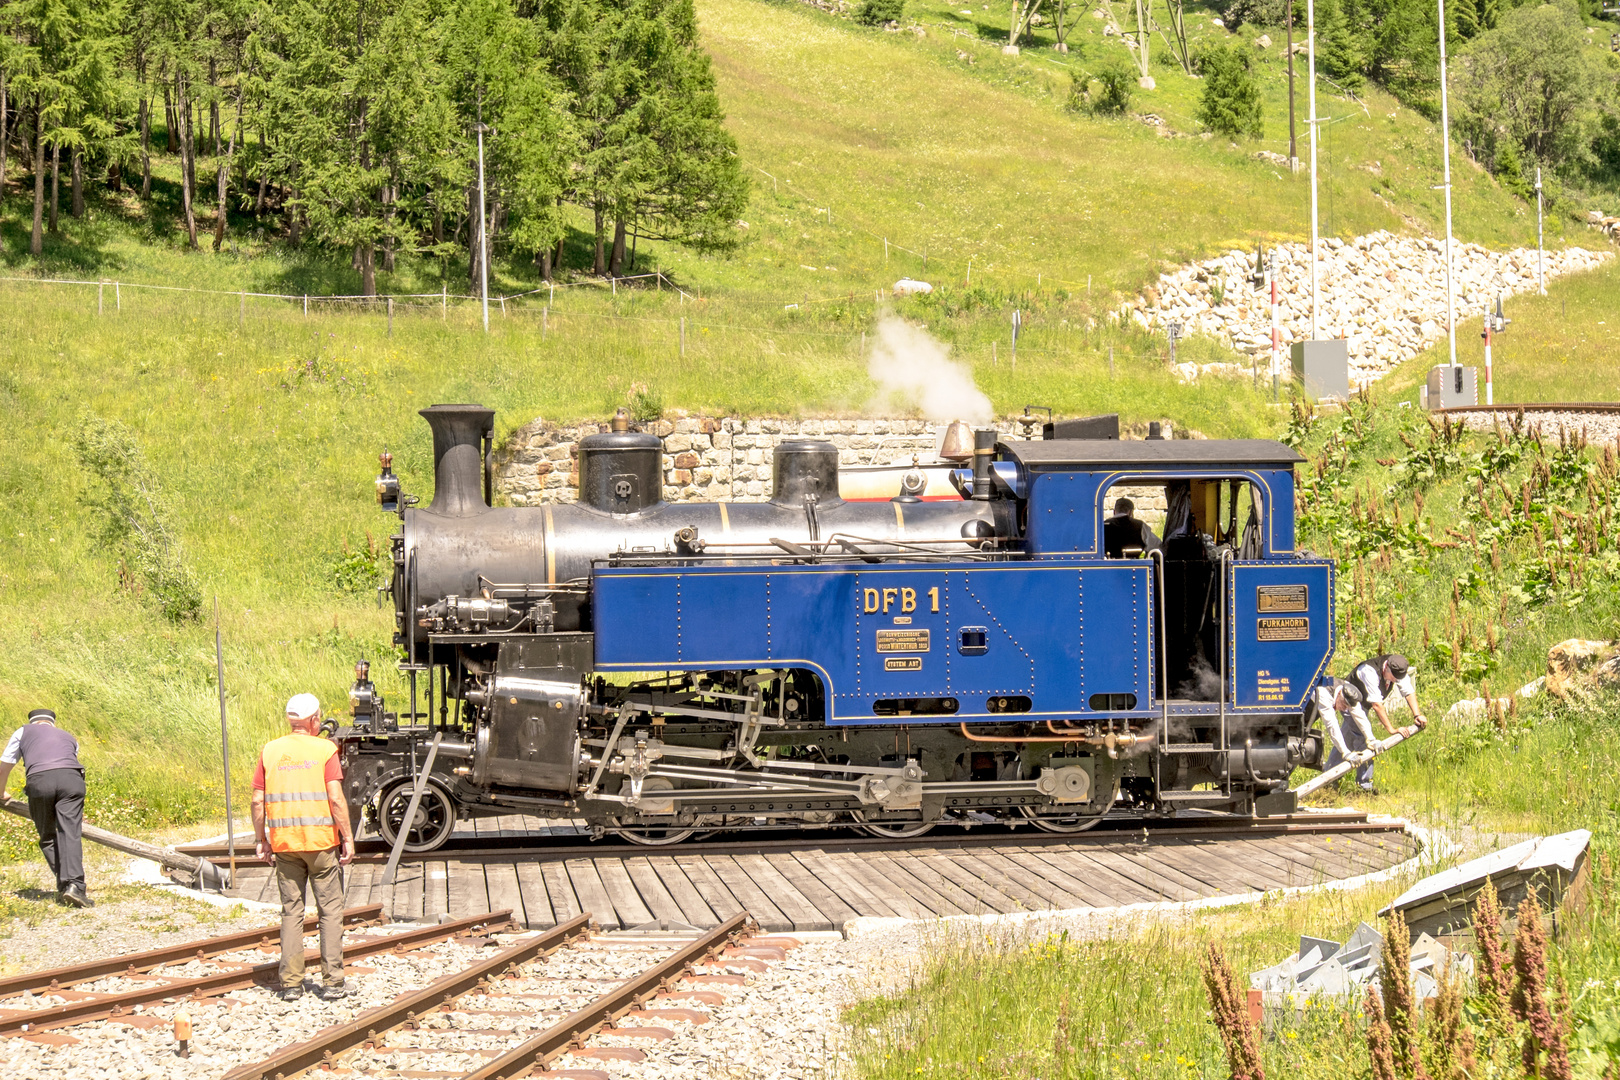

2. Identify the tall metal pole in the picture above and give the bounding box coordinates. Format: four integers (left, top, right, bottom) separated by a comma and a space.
477, 123, 490, 335
1270, 249, 1280, 401
214, 597, 235, 889
1535, 167, 1545, 295
1286, 3, 1297, 170
1306, 0, 1320, 340
1482, 298, 1494, 406
1438, 0, 1457, 369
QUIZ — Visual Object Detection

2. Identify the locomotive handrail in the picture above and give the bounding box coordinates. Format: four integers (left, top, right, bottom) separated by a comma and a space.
1148, 549, 1169, 735
474, 575, 590, 595
1218, 548, 1230, 760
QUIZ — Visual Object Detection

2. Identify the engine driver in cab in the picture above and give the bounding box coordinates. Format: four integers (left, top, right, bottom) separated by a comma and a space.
1103, 497, 1161, 558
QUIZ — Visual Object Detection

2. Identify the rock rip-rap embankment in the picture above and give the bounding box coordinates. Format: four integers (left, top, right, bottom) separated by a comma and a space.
1120, 232, 1611, 386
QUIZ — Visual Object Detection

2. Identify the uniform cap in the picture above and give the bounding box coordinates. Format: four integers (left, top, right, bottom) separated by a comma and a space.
285, 693, 321, 720
1385, 654, 1410, 679
27, 708, 56, 723
1336, 682, 1364, 709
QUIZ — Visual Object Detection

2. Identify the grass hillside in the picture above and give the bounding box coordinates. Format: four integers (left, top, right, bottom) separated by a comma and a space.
0, 0, 1611, 847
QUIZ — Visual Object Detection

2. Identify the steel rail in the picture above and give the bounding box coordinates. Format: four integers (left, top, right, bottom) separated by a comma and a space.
460, 911, 754, 1080
0, 909, 516, 1035
177, 810, 1399, 862
220, 912, 592, 1080
0, 904, 384, 1000
1432, 402, 1620, 416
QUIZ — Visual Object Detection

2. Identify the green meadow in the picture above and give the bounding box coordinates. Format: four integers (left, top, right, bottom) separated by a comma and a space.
0, 0, 1616, 1070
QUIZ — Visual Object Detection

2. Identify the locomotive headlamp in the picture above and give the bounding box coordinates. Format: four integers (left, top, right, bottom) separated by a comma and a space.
376, 450, 402, 512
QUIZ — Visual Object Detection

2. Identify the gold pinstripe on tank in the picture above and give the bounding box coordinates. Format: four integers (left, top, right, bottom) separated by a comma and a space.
893, 502, 906, 537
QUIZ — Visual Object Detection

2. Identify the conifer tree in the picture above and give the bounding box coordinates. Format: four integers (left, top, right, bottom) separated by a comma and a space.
1317, 0, 1365, 93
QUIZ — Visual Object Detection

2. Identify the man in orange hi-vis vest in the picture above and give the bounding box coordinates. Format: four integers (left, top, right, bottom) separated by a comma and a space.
251, 693, 356, 1002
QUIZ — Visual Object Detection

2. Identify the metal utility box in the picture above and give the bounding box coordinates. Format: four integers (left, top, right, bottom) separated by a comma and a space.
1424, 365, 1477, 410
1290, 340, 1349, 402
1043, 413, 1120, 440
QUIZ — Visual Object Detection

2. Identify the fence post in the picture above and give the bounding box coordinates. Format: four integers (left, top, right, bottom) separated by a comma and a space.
884, 238, 888, 264
543, 305, 549, 338
98, 281, 103, 315
239, 290, 245, 329
499, 297, 506, 318
442, 283, 447, 321
303, 294, 308, 318
549, 281, 554, 306
388, 297, 394, 337
115, 281, 120, 310
612, 277, 617, 297
1109, 346, 1115, 377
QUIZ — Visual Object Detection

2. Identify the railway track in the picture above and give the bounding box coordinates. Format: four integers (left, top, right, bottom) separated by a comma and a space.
175, 809, 1398, 864
1433, 402, 1620, 417
222, 911, 761, 1080
0, 908, 510, 1035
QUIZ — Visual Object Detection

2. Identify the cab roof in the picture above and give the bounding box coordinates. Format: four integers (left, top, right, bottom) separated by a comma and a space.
1000, 438, 1305, 470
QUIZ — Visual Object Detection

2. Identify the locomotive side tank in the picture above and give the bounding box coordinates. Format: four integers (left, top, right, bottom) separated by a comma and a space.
338, 404, 1335, 852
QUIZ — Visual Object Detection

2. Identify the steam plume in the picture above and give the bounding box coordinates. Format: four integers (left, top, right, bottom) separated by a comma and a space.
866, 314, 993, 424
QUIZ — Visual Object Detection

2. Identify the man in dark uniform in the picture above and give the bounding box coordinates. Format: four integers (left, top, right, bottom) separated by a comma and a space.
0, 708, 91, 907
1303, 677, 1368, 779
1103, 497, 1162, 557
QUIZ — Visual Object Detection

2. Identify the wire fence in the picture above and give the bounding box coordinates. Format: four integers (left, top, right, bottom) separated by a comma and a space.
0, 268, 1202, 373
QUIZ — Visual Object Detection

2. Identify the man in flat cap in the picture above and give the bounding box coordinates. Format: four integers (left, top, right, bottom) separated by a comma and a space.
252, 693, 355, 1002
0, 708, 92, 907
1345, 653, 1428, 793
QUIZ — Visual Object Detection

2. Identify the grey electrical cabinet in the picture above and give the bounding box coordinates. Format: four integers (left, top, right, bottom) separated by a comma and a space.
1424, 365, 1478, 410
1289, 339, 1349, 402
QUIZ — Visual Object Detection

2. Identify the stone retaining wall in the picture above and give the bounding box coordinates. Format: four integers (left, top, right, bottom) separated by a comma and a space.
493, 414, 1182, 506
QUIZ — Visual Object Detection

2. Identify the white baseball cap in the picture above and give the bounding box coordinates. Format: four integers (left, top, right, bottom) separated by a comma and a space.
285, 693, 321, 720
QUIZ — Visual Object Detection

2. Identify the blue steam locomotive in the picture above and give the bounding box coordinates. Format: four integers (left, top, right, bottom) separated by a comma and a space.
337, 404, 1335, 851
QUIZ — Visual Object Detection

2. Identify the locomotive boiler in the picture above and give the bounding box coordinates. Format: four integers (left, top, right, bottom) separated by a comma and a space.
336, 404, 1337, 852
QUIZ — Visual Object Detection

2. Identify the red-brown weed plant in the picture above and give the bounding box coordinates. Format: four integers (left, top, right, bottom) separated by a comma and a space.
1200, 942, 1264, 1080
1379, 910, 1430, 1080
1511, 896, 1573, 1080
1367, 984, 1400, 1080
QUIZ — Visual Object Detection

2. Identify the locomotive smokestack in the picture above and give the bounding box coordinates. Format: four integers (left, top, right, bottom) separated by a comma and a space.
971, 428, 997, 500
420, 404, 495, 517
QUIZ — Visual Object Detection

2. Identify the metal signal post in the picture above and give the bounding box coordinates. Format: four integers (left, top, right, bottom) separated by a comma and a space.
1482, 297, 1508, 406
1535, 167, 1545, 295
1437, 0, 1457, 370
1270, 249, 1280, 402
475, 118, 491, 335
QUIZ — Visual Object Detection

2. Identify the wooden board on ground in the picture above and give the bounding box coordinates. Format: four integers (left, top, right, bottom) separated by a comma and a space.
220, 825, 1415, 931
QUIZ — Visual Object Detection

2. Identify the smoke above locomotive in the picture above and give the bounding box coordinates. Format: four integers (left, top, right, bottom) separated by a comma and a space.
338, 404, 1332, 852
